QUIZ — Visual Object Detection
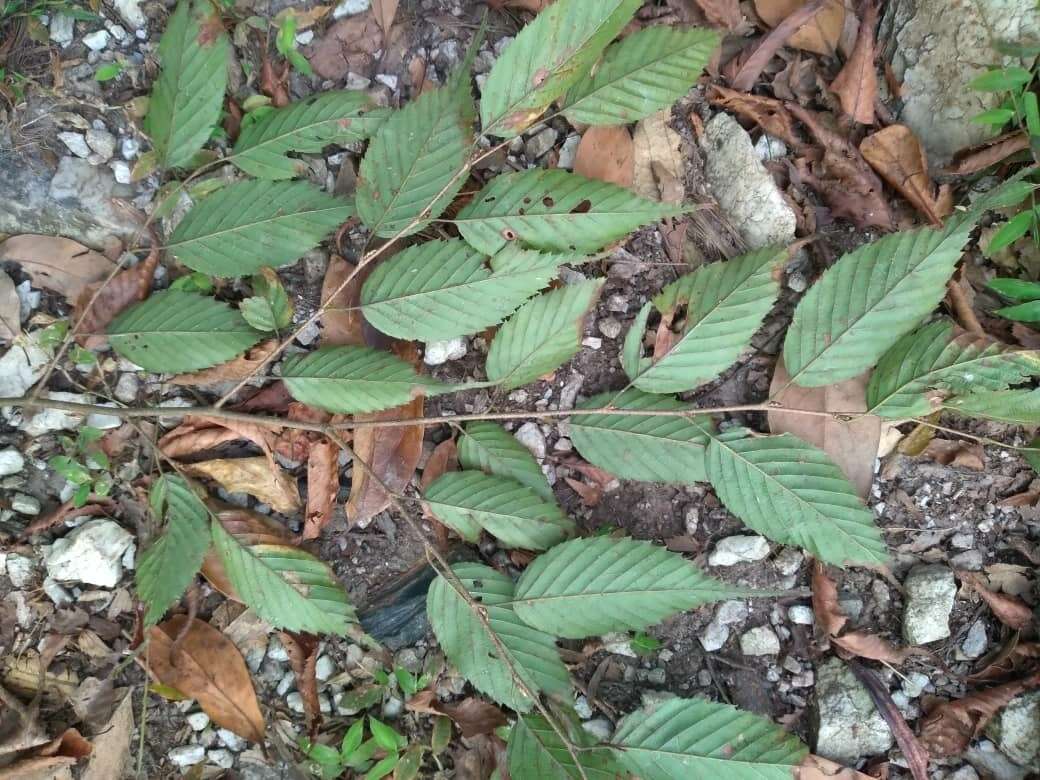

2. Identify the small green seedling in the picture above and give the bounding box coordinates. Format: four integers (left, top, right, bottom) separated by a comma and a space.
49, 426, 114, 506
300, 716, 416, 780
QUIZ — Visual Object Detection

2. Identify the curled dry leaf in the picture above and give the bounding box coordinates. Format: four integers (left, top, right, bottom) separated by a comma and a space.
0, 234, 115, 301
303, 438, 340, 540
320, 256, 365, 346
959, 571, 1034, 631
146, 615, 265, 743
969, 639, 1040, 683
918, 672, 1040, 757
278, 631, 322, 738
372, 0, 399, 39
0, 728, 92, 780
21, 497, 115, 539
689, 0, 743, 30
795, 754, 876, 779
274, 402, 334, 462
709, 85, 803, 149
828, 0, 877, 125
184, 457, 301, 515
730, 0, 829, 92
201, 508, 294, 600
944, 131, 1031, 176
565, 476, 603, 506
420, 438, 458, 493
632, 111, 684, 204
407, 691, 508, 738
74, 246, 159, 348
919, 439, 985, 471
160, 415, 280, 462
753, 0, 845, 55
769, 359, 880, 499
171, 340, 280, 385
848, 661, 930, 780
860, 125, 953, 226
0, 270, 19, 341
573, 126, 635, 189
80, 693, 133, 780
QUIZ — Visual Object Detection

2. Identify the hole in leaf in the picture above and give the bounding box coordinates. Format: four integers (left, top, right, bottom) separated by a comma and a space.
571, 199, 592, 214
501, 228, 518, 241
542, 196, 554, 208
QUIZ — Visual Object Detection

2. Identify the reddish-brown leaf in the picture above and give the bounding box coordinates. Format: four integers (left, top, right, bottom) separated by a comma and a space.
565, 476, 603, 507
753, 0, 845, 55
372, 0, 399, 38
708, 85, 803, 149
307, 13, 396, 81
848, 661, 930, 780
769, 359, 880, 499
828, 1, 877, 125
918, 672, 1040, 757
160, 415, 281, 462
171, 340, 280, 386
960, 571, 1034, 631
831, 631, 929, 665
729, 0, 828, 91
146, 615, 265, 742
320, 256, 366, 347
0, 235, 116, 301
278, 631, 322, 738
201, 508, 294, 601
969, 639, 1040, 683
689, 0, 743, 29
573, 126, 635, 188
260, 52, 290, 107
406, 692, 507, 738
21, 498, 116, 539
234, 381, 294, 413
811, 560, 848, 637
919, 439, 985, 471
73, 247, 158, 348
488, 0, 553, 12
944, 131, 1031, 176
795, 754, 875, 779
860, 124, 953, 226
420, 438, 458, 493
303, 439, 341, 540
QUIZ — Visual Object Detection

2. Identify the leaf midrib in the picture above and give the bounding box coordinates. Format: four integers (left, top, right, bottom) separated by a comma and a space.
167, 204, 350, 248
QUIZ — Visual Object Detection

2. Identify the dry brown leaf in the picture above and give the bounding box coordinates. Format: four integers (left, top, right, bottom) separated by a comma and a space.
983, 563, 1034, 598
171, 340, 279, 386
754, 0, 845, 55
959, 571, 1034, 631
488, 0, 553, 11
860, 124, 953, 226
573, 126, 635, 189
303, 439, 340, 540
769, 359, 880, 499
0, 727, 92, 780
0, 270, 19, 341
969, 639, 1040, 683
632, 111, 684, 203
308, 13, 403, 81
918, 672, 1040, 757
21, 498, 115, 538
278, 631, 322, 739
184, 457, 301, 515
795, 754, 876, 779
80, 694, 132, 780
787, 103, 894, 230
689, 0, 743, 29
730, 0, 829, 91
73, 247, 158, 348
372, 0, 398, 38
147, 615, 265, 743
848, 661, 930, 780
708, 85, 803, 149
828, 0, 877, 125
420, 438, 459, 492
273, 402, 333, 463
0, 235, 116, 302
811, 560, 848, 636
160, 415, 280, 462
260, 52, 290, 107
407, 692, 507, 738
831, 630, 928, 665
919, 439, 985, 471
944, 131, 1031, 176
320, 256, 366, 346
202, 509, 295, 598
2, 652, 78, 703
565, 476, 603, 506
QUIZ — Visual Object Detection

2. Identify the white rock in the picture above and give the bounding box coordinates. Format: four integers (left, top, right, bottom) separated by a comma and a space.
217, 728, 247, 752
43, 577, 73, 606
754, 134, 787, 161
582, 718, 613, 742
0, 448, 25, 476
113, 0, 146, 28
113, 373, 139, 402
989, 691, 1040, 770
58, 132, 91, 158
108, 24, 127, 41
814, 657, 894, 763
6, 554, 35, 588
959, 619, 988, 659
740, 626, 780, 656
295, 30, 314, 45
208, 749, 234, 769
85, 128, 116, 161
375, 74, 398, 91
902, 671, 930, 699
788, 605, 814, 625
601, 631, 637, 657
315, 655, 335, 681
345, 72, 371, 90
286, 692, 305, 713
44, 519, 133, 587
700, 600, 748, 652
333, 0, 371, 18
120, 137, 139, 160
168, 745, 205, 767
86, 408, 122, 429
708, 535, 770, 566
187, 712, 211, 731
21, 392, 89, 436
266, 639, 289, 662
514, 422, 547, 460
83, 30, 110, 51
902, 564, 956, 644
381, 696, 403, 719
525, 127, 558, 160
573, 696, 593, 719
423, 337, 467, 365
12, 494, 40, 514
557, 134, 581, 169
16, 280, 40, 319
701, 113, 797, 250
0, 336, 49, 397
49, 14, 75, 46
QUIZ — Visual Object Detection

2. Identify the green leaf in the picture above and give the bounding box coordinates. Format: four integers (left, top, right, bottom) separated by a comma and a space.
211, 516, 355, 635
357, 85, 472, 237
969, 67, 1033, 92
240, 268, 294, 331
631, 247, 784, 393
987, 210, 1034, 255
341, 719, 365, 757
944, 388, 1040, 424
632, 632, 661, 655
108, 291, 262, 373
972, 107, 1016, 126
513, 536, 751, 638
231, 91, 387, 179
368, 718, 402, 752
364, 753, 398, 780
455, 169, 682, 256
997, 301, 1040, 321
424, 472, 574, 550
167, 179, 354, 277
622, 302, 652, 380
144, 0, 229, 169
705, 431, 889, 567
866, 319, 1040, 417
562, 26, 719, 125
426, 563, 571, 712
988, 277, 1040, 302
95, 61, 124, 81
486, 280, 604, 390
480, 0, 641, 136
782, 221, 975, 387
136, 476, 211, 626
507, 714, 622, 780
611, 697, 808, 780
569, 389, 713, 483
360, 241, 575, 341
281, 345, 445, 415
457, 422, 553, 501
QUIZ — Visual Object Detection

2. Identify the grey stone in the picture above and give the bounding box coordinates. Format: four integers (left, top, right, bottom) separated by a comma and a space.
598, 318, 622, 339
959, 619, 989, 659
601, 632, 637, 657
557, 134, 581, 169
333, 0, 371, 18
82, 30, 110, 51
42, 577, 72, 606
114, 373, 139, 403
740, 626, 780, 656
949, 767, 980, 780
168, 745, 206, 767
988, 691, 1040, 770
85, 128, 117, 161
315, 655, 335, 681
208, 749, 235, 769
58, 132, 91, 158
423, 337, 466, 365
514, 422, 547, 460
701, 113, 797, 249
381, 696, 404, 719
883, 0, 1040, 163
113, 0, 146, 27
788, 605, 814, 625
573, 696, 594, 719
525, 127, 558, 160
951, 549, 985, 570
708, 534, 770, 566
902, 564, 956, 644
6, 554, 35, 587
814, 657, 894, 763
286, 692, 304, 713
217, 728, 247, 751
11, 494, 40, 515
49, 14, 74, 46
0, 448, 25, 476
21, 392, 88, 436
44, 519, 133, 587
700, 600, 748, 652
902, 672, 931, 699
187, 712, 211, 731
375, 74, 398, 91
966, 740, 1031, 780
581, 718, 613, 742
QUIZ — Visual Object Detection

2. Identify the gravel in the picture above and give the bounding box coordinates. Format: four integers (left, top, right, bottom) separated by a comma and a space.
168, 745, 206, 767
902, 564, 956, 644
699, 600, 748, 652
740, 626, 781, 656
423, 337, 467, 365
708, 535, 770, 566
58, 132, 91, 158
0, 448, 25, 476
514, 422, 547, 460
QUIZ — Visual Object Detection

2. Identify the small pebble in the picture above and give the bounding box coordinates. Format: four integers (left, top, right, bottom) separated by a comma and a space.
375, 74, 398, 90
315, 655, 336, 681
514, 422, 546, 460
423, 337, 466, 365
959, 619, 988, 659
83, 29, 110, 51
788, 605, 814, 625
598, 318, 622, 339
0, 448, 25, 476
12, 494, 41, 515
58, 132, 91, 158
208, 749, 234, 769
581, 718, 613, 741
168, 745, 205, 767
286, 692, 304, 713
708, 535, 770, 566
217, 728, 246, 752
6, 555, 35, 588
740, 626, 781, 656
186, 712, 211, 731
